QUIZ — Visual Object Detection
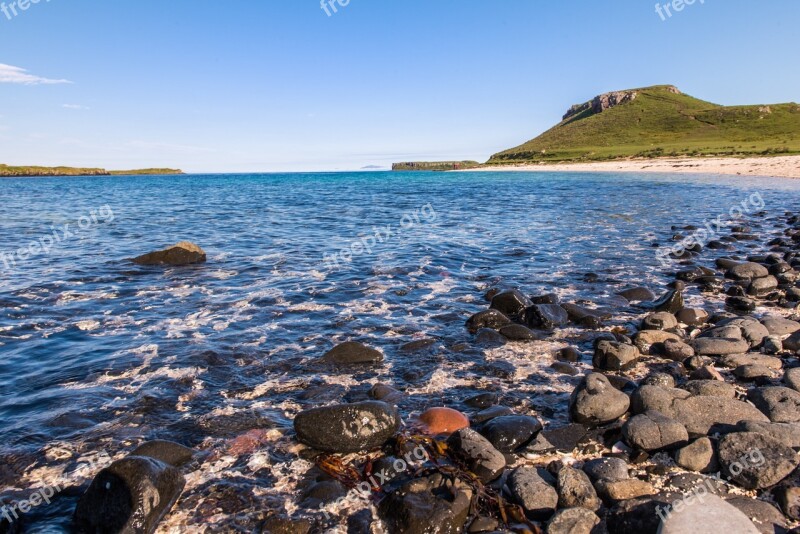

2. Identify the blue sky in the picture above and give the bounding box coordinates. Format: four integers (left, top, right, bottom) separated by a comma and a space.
1, 0, 798, 172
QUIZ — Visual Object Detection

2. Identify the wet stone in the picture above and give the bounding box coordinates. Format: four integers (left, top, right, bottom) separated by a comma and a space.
524, 303, 569, 330
294, 401, 400, 453
466, 309, 511, 334
489, 289, 532, 318
321, 341, 383, 365
498, 323, 540, 341
74, 456, 186, 534
379, 474, 472, 534
479, 415, 542, 452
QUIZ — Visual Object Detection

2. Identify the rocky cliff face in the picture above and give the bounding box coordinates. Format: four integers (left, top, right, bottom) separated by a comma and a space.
562, 86, 682, 122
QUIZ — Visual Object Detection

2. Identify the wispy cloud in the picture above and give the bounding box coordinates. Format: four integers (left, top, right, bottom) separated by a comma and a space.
0, 64, 71, 85
62, 104, 89, 110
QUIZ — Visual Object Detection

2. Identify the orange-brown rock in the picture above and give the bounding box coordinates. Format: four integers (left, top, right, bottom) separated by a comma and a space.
418, 407, 469, 435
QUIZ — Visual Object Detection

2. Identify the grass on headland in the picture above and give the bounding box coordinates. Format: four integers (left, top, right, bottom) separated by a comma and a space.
488, 85, 800, 164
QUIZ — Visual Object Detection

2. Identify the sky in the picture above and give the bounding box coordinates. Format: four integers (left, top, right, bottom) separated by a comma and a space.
0, 0, 798, 173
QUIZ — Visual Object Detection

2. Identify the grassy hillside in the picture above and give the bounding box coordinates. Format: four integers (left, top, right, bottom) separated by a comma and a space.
0, 165, 183, 177
489, 85, 800, 163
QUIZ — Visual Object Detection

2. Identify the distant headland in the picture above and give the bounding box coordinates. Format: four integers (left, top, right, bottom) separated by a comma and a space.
392, 85, 800, 176
0, 164, 184, 177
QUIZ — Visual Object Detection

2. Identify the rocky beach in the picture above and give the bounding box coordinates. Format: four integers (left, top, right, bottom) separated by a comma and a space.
3, 172, 800, 533
264, 205, 800, 534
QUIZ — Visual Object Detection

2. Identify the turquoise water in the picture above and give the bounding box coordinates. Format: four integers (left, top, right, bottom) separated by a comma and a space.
1, 171, 799, 530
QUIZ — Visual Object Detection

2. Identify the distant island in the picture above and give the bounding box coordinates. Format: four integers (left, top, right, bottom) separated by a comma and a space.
0, 164, 184, 177
393, 85, 800, 170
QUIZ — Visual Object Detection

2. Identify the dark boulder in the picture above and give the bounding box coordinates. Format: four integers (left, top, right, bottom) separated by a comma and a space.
74, 456, 185, 534
489, 289, 533, 318
466, 309, 511, 334
132, 241, 206, 266
379, 474, 472, 534
524, 304, 569, 330
479, 415, 542, 452
321, 342, 383, 365
294, 401, 399, 453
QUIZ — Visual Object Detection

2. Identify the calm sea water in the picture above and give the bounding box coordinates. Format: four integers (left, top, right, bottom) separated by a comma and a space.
2, 171, 800, 530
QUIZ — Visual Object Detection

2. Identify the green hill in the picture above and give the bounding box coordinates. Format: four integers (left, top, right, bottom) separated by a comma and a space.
489, 85, 800, 163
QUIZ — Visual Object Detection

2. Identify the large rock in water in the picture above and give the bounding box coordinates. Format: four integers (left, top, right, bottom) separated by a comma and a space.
490, 289, 532, 317
524, 304, 569, 330
74, 456, 185, 534
466, 309, 511, 333
294, 401, 399, 453
321, 341, 383, 365
132, 241, 206, 266
570, 373, 630, 427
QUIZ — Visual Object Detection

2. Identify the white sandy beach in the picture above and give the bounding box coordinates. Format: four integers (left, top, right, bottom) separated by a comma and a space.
468, 155, 800, 179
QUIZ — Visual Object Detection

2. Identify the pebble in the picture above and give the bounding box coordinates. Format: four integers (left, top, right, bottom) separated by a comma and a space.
582, 457, 630, 483
479, 415, 542, 452
593, 340, 640, 371
446, 428, 506, 483
417, 407, 470, 436
674, 437, 717, 473
546, 507, 601, 534
556, 466, 600, 511
508, 466, 558, 520
569, 373, 631, 427
623, 411, 689, 452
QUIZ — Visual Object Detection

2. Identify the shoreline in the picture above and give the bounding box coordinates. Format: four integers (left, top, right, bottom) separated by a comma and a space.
463, 155, 800, 179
